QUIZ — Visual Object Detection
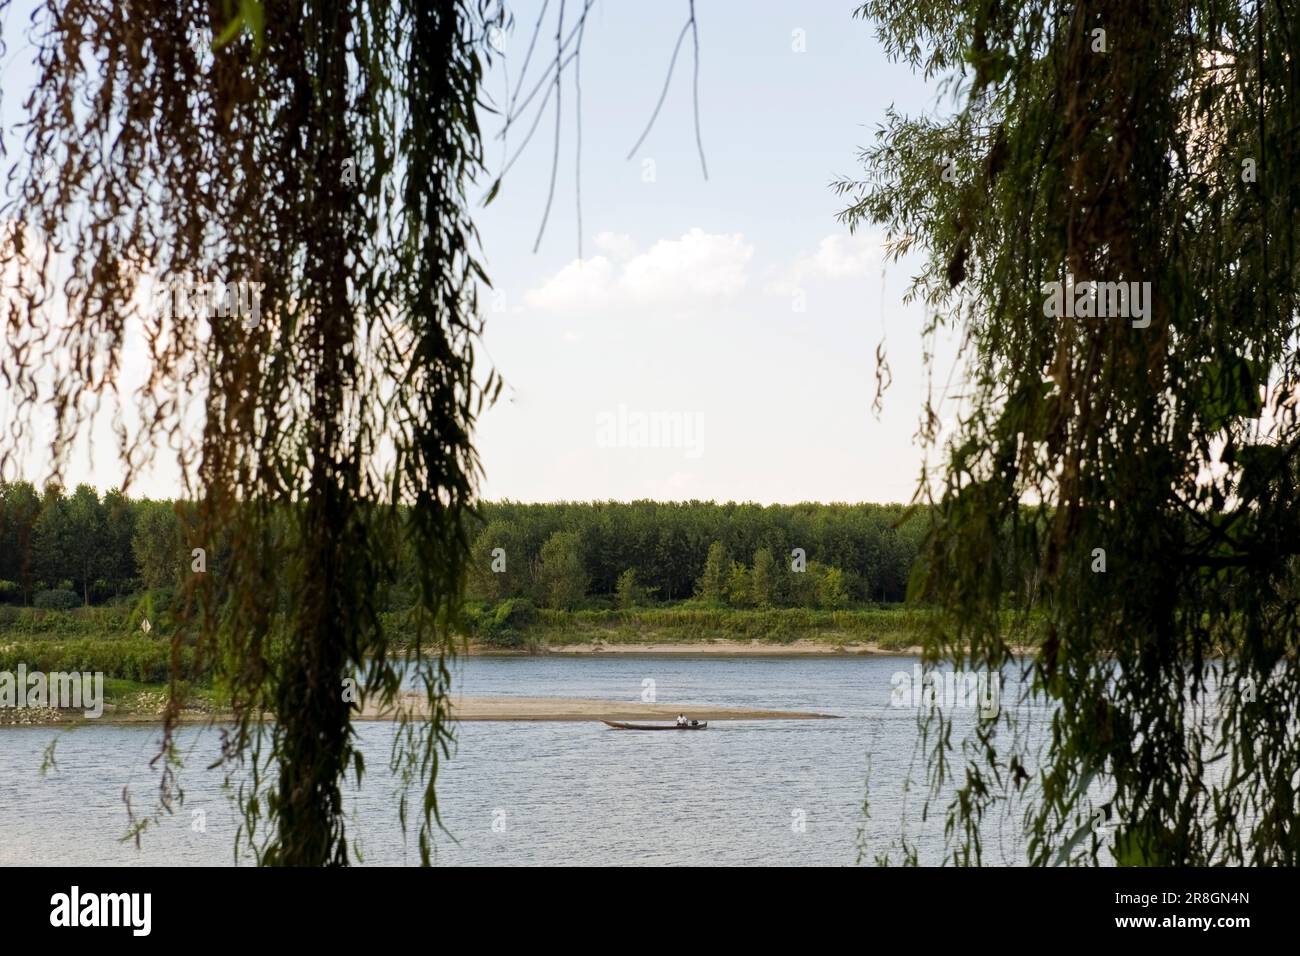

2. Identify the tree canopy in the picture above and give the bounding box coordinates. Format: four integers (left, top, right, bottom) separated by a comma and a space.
839, 0, 1300, 864
1, 0, 501, 865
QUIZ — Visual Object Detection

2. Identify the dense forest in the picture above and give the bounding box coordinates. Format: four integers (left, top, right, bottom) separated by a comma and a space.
0, 483, 929, 612
0, 482, 168, 607
468, 500, 928, 608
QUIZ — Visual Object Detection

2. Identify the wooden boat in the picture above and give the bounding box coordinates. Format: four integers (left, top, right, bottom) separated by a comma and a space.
602, 720, 708, 731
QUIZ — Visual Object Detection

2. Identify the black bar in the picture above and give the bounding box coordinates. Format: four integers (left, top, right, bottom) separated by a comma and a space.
0, 866, 1279, 942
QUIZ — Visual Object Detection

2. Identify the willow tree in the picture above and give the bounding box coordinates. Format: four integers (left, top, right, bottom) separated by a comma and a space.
840, 1, 1300, 864
1, 0, 504, 864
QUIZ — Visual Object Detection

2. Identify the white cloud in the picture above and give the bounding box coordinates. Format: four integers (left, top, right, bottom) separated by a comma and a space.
592, 231, 637, 260
524, 228, 753, 314
524, 256, 617, 312
764, 232, 883, 295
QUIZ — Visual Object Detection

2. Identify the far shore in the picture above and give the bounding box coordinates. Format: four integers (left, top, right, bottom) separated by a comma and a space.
0, 692, 838, 726
465, 639, 926, 657
0, 638, 1041, 726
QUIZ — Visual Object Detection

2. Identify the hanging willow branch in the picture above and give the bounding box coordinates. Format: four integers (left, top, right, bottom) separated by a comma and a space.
840, 0, 1300, 865
1, 0, 503, 865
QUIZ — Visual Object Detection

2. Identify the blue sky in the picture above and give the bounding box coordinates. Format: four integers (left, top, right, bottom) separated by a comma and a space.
471, 1, 957, 503
1, 1, 960, 504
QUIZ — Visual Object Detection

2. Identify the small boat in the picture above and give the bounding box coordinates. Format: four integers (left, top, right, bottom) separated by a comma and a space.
602, 720, 709, 731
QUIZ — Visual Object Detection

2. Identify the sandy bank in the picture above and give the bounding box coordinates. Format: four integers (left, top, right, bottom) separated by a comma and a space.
358, 693, 837, 722
2, 693, 837, 726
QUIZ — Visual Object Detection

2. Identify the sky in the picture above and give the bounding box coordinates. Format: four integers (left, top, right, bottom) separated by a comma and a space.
1, 1, 960, 504
469, 1, 960, 503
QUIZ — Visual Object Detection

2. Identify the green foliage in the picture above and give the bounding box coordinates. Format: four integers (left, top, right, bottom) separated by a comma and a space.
615, 568, 653, 609
724, 561, 751, 608
0, 604, 137, 637
0, 639, 197, 683
467, 598, 539, 647
100, 490, 137, 597
466, 519, 526, 602
33, 589, 80, 610
132, 501, 181, 594
696, 541, 728, 604
816, 567, 849, 610
65, 485, 107, 604
841, 0, 1300, 866
750, 548, 776, 607
1, 0, 502, 866
537, 532, 588, 610
0, 481, 41, 602
0, 492, 939, 614
213, 0, 267, 50
0, 482, 145, 604
527, 605, 941, 648
0, 487, 943, 662
478, 501, 930, 605
32, 486, 72, 598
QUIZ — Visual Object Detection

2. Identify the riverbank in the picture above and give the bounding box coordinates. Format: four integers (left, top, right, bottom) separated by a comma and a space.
361, 694, 837, 721
0, 690, 838, 725
0, 603, 1040, 725
1, 602, 1046, 651
467, 638, 923, 656
0, 604, 1040, 725
0, 677, 222, 726
0, 638, 900, 725
462, 604, 971, 651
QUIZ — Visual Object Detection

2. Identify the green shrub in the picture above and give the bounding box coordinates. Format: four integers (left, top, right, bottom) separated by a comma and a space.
148, 587, 177, 613
34, 589, 80, 610
473, 598, 538, 647
0, 580, 20, 604
494, 597, 537, 629
0, 605, 137, 637
0, 638, 199, 682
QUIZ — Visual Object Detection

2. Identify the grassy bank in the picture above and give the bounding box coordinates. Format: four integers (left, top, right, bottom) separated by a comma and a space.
0, 599, 934, 658
0, 673, 222, 724
470, 605, 934, 650
0, 604, 149, 639
2, 600, 1042, 657
0, 613, 212, 720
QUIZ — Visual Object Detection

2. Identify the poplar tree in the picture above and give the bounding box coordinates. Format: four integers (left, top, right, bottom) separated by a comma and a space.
751, 547, 777, 607
696, 541, 728, 604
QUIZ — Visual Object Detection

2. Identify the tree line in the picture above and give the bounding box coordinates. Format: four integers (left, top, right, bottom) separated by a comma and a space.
0, 481, 187, 607
466, 500, 929, 609
0, 486, 929, 611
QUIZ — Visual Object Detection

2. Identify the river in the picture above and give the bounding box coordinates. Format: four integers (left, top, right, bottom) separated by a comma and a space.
0, 654, 1051, 866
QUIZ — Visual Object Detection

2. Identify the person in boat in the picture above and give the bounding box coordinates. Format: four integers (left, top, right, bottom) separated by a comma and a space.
676, 713, 686, 727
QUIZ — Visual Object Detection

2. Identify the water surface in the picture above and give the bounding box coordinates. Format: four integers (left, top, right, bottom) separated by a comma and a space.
0, 655, 1046, 865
